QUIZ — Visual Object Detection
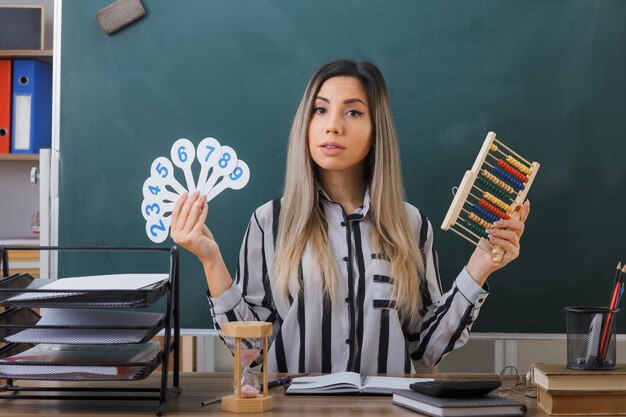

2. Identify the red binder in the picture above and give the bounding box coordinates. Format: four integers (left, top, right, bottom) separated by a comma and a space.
0, 60, 10, 153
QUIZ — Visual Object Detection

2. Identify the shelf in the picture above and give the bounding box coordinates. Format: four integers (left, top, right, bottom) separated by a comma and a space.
0, 50, 53, 64
0, 154, 39, 162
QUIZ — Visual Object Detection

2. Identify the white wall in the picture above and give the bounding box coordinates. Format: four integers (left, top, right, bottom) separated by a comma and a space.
0, 162, 39, 238
199, 334, 626, 374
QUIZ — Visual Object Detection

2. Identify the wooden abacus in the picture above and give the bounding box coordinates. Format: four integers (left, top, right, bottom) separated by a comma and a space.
441, 132, 540, 262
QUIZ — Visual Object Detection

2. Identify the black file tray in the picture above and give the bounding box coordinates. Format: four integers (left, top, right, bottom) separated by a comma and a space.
0, 246, 181, 416
0, 307, 165, 344
0, 342, 162, 381
0, 279, 169, 308
0, 307, 41, 339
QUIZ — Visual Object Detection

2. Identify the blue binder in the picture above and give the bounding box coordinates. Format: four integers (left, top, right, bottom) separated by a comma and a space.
10, 59, 52, 154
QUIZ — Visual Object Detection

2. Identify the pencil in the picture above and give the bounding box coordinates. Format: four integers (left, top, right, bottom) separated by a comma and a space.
614, 262, 622, 285
597, 262, 625, 361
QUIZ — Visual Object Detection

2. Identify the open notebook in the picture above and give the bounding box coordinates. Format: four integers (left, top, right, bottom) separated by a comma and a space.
285, 371, 432, 395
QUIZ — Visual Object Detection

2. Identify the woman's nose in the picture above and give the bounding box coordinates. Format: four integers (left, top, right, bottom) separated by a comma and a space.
325, 113, 343, 135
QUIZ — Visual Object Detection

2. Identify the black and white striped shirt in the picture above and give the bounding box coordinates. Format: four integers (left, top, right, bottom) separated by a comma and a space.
207, 190, 489, 374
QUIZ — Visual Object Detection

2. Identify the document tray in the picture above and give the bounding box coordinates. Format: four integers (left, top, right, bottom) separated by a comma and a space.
0, 342, 162, 381
0, 280, 168, 308
0, 308, 165, 344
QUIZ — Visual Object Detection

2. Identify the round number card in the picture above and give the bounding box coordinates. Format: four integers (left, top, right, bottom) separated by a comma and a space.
142, 137, 251, 243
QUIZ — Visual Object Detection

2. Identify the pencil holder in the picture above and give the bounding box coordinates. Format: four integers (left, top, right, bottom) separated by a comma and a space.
564, 306, 619, 370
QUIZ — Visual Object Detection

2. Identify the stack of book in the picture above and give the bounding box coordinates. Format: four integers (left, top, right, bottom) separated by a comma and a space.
534, 363, 626, 415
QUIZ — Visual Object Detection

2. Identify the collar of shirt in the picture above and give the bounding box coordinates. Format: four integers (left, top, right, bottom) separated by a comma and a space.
316, 185, 371, 221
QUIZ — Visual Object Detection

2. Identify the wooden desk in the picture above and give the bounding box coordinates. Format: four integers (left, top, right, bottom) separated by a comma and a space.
0, 373, 548, 416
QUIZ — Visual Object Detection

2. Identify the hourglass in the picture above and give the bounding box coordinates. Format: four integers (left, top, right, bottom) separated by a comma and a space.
221, 322, 272, 413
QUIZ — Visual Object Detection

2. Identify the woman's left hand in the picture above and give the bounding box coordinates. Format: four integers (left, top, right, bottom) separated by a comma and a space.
466, 200, 531, 286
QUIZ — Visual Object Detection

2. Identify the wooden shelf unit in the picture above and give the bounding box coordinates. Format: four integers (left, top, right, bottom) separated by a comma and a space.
0, 154, 39, 161
0, 50, 53, 63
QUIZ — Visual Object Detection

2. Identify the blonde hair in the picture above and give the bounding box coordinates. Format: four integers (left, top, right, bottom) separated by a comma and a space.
273, 60, 424, 326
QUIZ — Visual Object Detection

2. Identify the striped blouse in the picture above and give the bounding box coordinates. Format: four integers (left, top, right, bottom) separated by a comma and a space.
207, 190, 489, 374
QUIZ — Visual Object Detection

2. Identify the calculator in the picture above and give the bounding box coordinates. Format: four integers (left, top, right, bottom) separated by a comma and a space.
409, 380, 501, 398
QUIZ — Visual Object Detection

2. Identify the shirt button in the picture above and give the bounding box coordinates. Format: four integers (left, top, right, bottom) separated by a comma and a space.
341, 221, 346, 227
345, 297, 350, 303
478, 298, 484, 303
345, 339, 351, 345
343, 256, 349, 262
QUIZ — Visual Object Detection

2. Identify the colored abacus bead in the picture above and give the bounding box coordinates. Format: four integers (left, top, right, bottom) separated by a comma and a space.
472, 204, 499, 223
492, 167, 524, 191
506, 155, 532, 175
465, 221, 489, 239
468, 212, 493, 229
497, 159, 528, 183
483, 192, 513, 213
476, 177, 511, 201
478, 199, 510, 220
481, 169, 514, 194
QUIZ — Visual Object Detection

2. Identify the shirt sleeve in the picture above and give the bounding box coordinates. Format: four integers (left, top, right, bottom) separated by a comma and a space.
206, 206, 280, 361
405, 215, 489, 368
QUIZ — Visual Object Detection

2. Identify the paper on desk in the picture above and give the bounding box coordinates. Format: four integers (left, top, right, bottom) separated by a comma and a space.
39, 274, 168, 290
6, 273, 168, 302
5, 309, 163, 344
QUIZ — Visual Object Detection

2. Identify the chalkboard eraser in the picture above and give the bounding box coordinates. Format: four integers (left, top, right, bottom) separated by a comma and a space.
96, 0, 145, 35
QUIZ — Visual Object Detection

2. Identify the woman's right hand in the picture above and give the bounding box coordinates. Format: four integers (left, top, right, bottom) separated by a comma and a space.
170, 192, 219, 264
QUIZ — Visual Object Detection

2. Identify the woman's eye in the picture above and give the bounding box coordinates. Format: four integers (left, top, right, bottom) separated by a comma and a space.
346, 110, 364, 117
313, 107, 326, 114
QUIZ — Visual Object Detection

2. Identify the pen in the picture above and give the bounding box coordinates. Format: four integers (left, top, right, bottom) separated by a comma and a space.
360, 373, 367, 387
615, 265, 626, 305
200, 396, 221, 406
614, 262, 622, 285
263, 373, 310, 389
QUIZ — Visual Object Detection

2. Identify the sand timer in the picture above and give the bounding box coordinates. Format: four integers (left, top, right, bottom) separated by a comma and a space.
221, 322, 272, 413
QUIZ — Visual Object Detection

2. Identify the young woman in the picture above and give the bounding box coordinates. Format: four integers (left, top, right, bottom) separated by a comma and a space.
171, 60, 530, 374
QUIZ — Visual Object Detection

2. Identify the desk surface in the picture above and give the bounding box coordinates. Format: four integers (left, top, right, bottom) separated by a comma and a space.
0, 372, 547, 417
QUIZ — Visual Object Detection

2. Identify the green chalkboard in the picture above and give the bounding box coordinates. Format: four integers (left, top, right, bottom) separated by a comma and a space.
59, 0, 626, 332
